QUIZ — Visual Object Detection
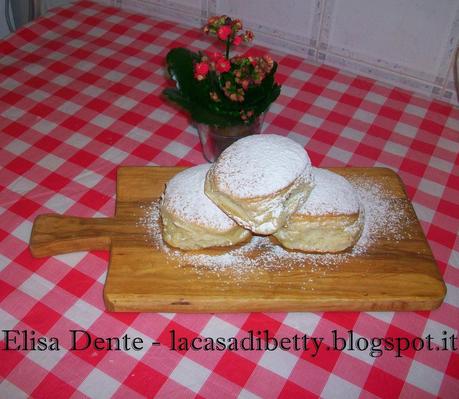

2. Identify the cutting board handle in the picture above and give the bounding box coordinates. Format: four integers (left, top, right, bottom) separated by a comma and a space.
29, 214, 137, 258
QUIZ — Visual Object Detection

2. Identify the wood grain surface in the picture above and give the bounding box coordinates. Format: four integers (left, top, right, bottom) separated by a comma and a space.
29, 166, 446, 313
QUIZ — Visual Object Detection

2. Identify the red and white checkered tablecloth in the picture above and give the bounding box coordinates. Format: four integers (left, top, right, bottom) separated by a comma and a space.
1, 1, 458, 398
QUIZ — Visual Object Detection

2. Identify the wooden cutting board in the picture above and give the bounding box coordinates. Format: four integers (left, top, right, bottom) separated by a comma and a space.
29, 166, 446, 313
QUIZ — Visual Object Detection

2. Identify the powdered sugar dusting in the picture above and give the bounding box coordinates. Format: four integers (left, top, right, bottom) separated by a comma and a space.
161, 164, 237, 231
300, 168, 360, 215
140, 174, 414, 279
211, 134, 312, 198
140, 200, 163, 246
349, 176, 414, 254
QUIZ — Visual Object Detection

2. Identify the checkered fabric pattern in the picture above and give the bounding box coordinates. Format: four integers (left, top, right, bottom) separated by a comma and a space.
1, 1, 458, 398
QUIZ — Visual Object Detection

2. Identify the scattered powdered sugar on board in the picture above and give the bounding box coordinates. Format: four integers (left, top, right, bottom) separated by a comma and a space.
349, 176, 414, 253
139, 200, 163, 247
139, 175, 414, 279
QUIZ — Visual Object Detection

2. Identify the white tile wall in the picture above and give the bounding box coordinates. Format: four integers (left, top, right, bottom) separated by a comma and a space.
2, 0, 457, 103
324, 0, 455, 78
119, 0, 203, 27
320, 0, 459, 101
111, 0, 459, 104
115, 0, 459, 104
217, 0, 315, 42
214, 0, 319, 57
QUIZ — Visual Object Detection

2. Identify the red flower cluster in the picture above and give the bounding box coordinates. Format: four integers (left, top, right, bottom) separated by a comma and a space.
203, 15, 253, 48
216, 57, 231, 73
193, 51, 231, 80
163, 15, 280, 123
217, 25, 231, 41
194, 62, 209, 80
193, 51, 276, 105
195, 14, 272, 103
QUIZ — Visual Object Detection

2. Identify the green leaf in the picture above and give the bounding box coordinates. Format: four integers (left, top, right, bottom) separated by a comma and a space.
166, 48, 198, 95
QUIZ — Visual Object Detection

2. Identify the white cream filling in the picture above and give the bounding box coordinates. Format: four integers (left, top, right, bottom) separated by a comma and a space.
205, 174, 314, 235
161, 209, 251, 250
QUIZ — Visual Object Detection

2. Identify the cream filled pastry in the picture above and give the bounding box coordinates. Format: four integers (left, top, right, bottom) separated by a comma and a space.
205, 134, 314, 235
274, 168, 364, 253
160, 164, 251, 250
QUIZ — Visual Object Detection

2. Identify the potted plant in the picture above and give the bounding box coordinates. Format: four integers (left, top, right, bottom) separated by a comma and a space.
163, 15, 281, 161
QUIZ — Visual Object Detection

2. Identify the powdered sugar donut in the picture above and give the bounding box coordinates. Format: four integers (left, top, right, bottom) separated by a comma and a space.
205, 134, 314, 235
160, 164, 251, 250
274, 168, 364, 253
